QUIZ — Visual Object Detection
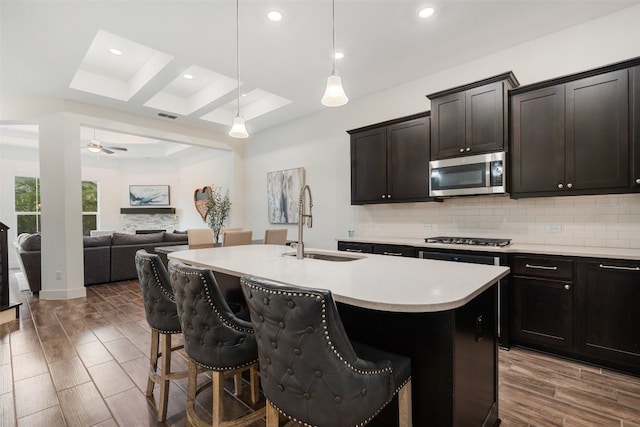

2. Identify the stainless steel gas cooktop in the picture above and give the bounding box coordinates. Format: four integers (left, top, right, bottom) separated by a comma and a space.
425, 236, 512, 247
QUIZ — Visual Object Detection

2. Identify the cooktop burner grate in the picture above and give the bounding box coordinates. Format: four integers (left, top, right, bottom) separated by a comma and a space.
425, 236, 512, 247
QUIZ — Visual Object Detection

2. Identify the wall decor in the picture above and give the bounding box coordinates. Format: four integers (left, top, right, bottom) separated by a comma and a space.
267, 167, 304, 224
129, 185, 170, 206
194, 186, 212, 221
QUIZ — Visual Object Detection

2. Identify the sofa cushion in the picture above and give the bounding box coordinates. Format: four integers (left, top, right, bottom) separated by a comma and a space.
112, 232, 163, 245
18, 233, 41, 251
163, 232, 189, 242
83, 235, 112, 248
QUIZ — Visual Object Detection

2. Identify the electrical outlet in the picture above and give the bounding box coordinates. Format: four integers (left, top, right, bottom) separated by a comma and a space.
545, 224, 562, 233
55, 271, 62, 280
423, 223, 432, 230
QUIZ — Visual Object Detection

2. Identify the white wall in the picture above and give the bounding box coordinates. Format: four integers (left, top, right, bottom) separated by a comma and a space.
243, 5, 640, 250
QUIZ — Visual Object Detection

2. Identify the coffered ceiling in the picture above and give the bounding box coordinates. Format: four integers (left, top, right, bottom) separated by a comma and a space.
1, 0, 638, 155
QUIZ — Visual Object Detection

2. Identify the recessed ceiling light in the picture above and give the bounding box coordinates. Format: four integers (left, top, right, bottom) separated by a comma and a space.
267, 10, 282, 22
183, 74, 194, 80
334, 52, 344, 60
109, 48, 122, 56
418, 7, 435, 19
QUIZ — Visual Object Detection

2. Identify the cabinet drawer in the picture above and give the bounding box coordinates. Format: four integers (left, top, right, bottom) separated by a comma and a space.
513, 256, 572, 279
373, 244, 417, 258
337, 241, 373, 254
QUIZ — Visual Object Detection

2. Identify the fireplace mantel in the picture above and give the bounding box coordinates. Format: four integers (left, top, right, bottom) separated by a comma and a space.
120, 208, 176, 214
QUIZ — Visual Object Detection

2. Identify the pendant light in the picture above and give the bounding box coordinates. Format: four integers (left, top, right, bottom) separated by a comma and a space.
229, 0, 249, 138
321, 0, 348, 107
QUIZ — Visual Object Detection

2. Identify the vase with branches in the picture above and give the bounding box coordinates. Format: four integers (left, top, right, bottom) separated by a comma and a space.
205, 186, 231, 243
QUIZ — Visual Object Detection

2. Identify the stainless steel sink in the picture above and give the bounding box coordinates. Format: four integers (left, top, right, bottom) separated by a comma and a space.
284, 251, 365, 262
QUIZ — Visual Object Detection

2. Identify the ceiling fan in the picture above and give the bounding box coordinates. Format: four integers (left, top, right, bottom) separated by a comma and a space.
86, 129, 128, 154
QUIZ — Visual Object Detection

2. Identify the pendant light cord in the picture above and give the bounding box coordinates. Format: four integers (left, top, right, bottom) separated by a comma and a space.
235, 0, 240, 117
331, 0, 336, 75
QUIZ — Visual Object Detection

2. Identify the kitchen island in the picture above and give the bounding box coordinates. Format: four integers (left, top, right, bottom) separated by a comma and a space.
169, 245, 510, 426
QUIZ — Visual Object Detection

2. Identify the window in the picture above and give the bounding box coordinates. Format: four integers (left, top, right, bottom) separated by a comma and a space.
14, 176, 99, 236
15, 176, 41, 235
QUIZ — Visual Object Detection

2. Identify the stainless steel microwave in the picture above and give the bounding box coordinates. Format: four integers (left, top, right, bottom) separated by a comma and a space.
429, 152, 506, 197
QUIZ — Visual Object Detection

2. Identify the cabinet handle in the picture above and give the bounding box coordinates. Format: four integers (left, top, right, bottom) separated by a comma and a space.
381, 195, 386, 199
459, 148, 464, 153
466, 147, 471, 152
635, 178, 640, 184
525, 263, 558, 271
383, 251, 403, 256
345, 249, 363, 253
557, 183, 564, 189
388, 194, 391, 198
564, 284, 570, 290
567, 183, 573, 189
599, 264, 640, 271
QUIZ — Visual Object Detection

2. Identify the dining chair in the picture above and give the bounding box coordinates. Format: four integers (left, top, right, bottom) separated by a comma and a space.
263, 228, 288, 245
187, 228, 214, 249
240, 275, 413, 427
222, 229, 253, 247
168, 260, 265, 427
134, 250, 189, 422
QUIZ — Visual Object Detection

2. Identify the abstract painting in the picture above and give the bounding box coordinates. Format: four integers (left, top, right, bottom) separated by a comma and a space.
129, 185, 170, 206
267, 167, 304, 224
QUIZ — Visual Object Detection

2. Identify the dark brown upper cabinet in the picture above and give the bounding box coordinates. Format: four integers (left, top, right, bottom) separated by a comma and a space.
633, 65, 640, 190
511, 59, 638, 198
348, 112, 432, 205
427, 72, 519, 160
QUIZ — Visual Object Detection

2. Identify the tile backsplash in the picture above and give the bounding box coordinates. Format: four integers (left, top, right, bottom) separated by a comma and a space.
354, 193, 640, 249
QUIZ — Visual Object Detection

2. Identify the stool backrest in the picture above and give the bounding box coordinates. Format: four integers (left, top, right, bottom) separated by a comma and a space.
168, 259, 257, 370
222, 229, 253, 247
135, 249, 181, 333
264, 228, 288, 245
240, 275, 393, 427
187, 228, 214, 249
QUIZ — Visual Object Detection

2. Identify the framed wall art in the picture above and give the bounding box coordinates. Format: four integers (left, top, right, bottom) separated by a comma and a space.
267, 167, 304, 224
129, 185, 170, 206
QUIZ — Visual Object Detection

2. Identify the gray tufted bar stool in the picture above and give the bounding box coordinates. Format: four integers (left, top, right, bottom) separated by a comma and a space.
168, 259, 266, 427
240, 275, 412, 427
135, 249, 189, 422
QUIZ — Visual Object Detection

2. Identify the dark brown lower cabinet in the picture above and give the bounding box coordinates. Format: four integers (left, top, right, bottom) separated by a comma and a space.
575, 260, 640, 373
511, 275, 573, 351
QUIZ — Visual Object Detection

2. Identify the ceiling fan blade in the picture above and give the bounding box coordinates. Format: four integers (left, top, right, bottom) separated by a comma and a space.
101, 147, 115, 154
105, 146, 128, 151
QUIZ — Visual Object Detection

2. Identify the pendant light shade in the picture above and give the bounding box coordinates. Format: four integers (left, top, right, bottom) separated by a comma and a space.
228, 116, 249, 139
229, 0, 249, 138
321, 0, 348, 107
321, 74, 348, 107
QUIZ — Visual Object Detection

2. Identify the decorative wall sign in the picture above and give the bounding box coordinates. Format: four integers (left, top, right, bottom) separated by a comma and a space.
194, 186, 212, 221
129, 185, 170, 206
267, 167, 304, 224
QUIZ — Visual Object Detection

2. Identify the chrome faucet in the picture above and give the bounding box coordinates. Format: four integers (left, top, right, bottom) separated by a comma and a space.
296, 184, 313, 259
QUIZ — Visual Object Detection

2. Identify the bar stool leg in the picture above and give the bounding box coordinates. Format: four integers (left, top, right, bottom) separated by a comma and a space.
157, 333, 172, 422
398, 379, 413, 427
146, 329, 160, 398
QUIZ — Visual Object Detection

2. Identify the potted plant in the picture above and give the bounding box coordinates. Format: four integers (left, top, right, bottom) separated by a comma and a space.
205, 186, 231, 243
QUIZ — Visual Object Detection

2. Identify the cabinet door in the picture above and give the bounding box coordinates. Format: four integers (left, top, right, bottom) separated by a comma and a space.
566, 69, 629, 191
511, 86, 565, 195
511, 276, 573, 350
575, 261, 640, 371
350, 127, 387, 204
387, 117, 430, 201
466, 82, 505, 154
632, 66, 640, 189
431, 92, 465, 159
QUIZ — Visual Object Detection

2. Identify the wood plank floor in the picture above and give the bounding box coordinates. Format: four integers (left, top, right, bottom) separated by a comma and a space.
2, 270, 640, 426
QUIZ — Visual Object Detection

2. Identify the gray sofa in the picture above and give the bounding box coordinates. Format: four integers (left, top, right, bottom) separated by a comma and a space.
15, 231, 188, 293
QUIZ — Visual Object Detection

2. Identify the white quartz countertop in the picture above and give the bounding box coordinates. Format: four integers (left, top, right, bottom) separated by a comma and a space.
168, 245, 509, 313
338, 237, 640, 261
